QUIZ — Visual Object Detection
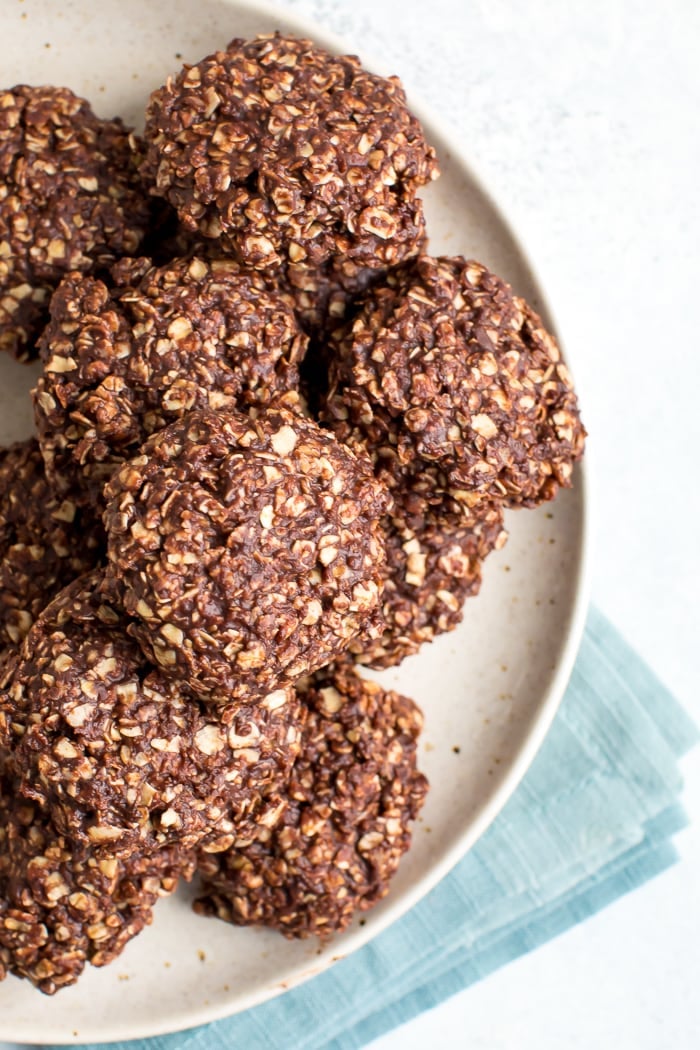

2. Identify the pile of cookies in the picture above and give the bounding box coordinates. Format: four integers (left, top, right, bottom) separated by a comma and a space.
0, 33, 585, 994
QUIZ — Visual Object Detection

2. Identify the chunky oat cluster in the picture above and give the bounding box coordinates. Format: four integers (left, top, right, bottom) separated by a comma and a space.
0, 774, 195, 994
0, 85, 150, 360
195, 660, 428, 938
33, 256, 308, 506
143, 34, 438, 283
1, 573, 303, 859
0, 567, 305, 991
323, 255, 586, 509
0, 27, 587, 996
104, 407, 391, 703
0, 438, 104, 657
353, 500, 508, 669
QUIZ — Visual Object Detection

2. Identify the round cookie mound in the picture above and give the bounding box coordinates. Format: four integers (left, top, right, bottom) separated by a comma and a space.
352, 500, 508, 669
0, 776, 194, 994
324, 255, 586, 508
104, 407, 391, 703
0, 85, 150, 360
195, 660, 428, 938
1, 571, 304, 858
33, 255, 308, 506
0, 437, 104, 655
142, 33, 438, 275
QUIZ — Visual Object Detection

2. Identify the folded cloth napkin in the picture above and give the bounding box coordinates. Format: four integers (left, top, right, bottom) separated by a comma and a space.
52, 607, 697, 1050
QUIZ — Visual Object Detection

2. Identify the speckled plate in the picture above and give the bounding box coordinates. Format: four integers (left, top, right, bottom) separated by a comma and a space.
0, 0, 590, 1041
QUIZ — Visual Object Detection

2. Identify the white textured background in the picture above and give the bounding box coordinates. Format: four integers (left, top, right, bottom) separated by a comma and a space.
2, 0, 700, 1047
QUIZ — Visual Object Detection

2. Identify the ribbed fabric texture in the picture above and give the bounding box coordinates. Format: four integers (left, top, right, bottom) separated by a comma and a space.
59, 607, 697, 1050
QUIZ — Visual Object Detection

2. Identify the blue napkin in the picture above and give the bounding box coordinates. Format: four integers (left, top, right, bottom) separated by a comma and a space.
54, 607, 697, 1050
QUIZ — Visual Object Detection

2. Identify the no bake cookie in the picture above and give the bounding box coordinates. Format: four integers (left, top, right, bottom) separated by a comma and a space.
323, 255, 586, 509
0, 85, 150, 360
33, 255, 307, 505
195, 660, 427, 937
103, 407, 391, 703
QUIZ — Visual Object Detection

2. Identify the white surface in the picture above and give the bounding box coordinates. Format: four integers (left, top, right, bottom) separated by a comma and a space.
1, 0, 699, 1046
0, 0, 589, 1040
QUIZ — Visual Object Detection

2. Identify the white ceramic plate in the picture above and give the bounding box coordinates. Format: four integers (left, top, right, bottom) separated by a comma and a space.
0, 0, 590, 1042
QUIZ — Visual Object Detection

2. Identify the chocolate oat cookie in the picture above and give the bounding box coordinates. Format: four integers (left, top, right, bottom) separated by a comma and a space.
0, 438, 104, 655
0, 773, 195, 994
33, 255, 308, 506
352, 500, 508, 669
103, 407, 391, 703
195, 660, 428, 938
1, 571, 304, 858
323, 255, 586, 508
0, 85, 150, 360
142, 34, 437, 280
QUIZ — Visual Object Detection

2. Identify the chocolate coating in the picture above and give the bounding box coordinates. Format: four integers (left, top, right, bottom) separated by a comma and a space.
1, 572, 303, 859
0, 438, 104, 656
0, 774, 194, 994
142, 34, 437, 277
104, 407, 391, 703
0, 85, 150, 360
323, 255, 586, 508
352, 500, 508, 668
195, 660, 428, 938
33, 255, 307, 505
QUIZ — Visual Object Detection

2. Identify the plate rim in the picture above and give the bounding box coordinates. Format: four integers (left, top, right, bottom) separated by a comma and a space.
0, 0, 592, 1040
